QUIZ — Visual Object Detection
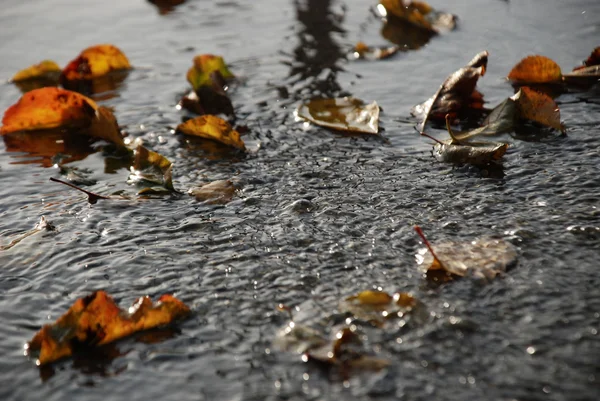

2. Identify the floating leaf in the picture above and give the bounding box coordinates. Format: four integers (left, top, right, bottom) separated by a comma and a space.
61, 44, 131, 81
339, 290, 418, 326
414, 226, 518, 281
412, 51, 488, 133
1, 88, 126, 149
377, 0, 456, 34
177, 90, 205, 115
148, 0, 185, 14
26, 290, 190, 366
186, 54, 234, 92
511, 87, 564, 132
176, 115, 245, 150
0, 216, 55, 251
295, 97, 380, 134
507, 55, 562, 85
573, 47, 600, 71
130, 145, 174, 191
350, 42, 400, 61
273, 323, 328, 355
11, 60, 61, 93
188, 179, 236, 204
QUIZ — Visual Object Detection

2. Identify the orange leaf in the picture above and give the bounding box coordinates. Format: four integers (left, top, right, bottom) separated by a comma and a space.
176, 115, 245, 150
573, 46, 600, 71
26, 291, 191, 365
512, 87, 564, 132
1, 88, 98, 134
62, 44, 131, 81
507, 55, 562, 84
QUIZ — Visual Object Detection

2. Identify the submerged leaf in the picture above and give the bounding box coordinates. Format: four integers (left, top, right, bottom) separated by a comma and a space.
350, 42, 400, 61
507, 55, 562, 85
339, 290, 418, 326
377, 0, 456, 33
61, 44, 131, 81
412, 51, 488, 133
26, 290, 190, 365
414, 226, 517, 281
295, 97, 380, 134
188, 179, 236, 204
511, 87, 564, 132
186, 54, 234, 92
176, 115, 245, 150
0, 216, 55, 251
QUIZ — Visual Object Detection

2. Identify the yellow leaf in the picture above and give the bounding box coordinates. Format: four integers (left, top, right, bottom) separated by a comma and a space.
176, 115, 245, 150
186, 54, 234, 91
11, 60, 61, 82
62, 44, 131, 81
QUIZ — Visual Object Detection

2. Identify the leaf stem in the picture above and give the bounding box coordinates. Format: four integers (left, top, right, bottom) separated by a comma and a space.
413, 225, 446, 269
49, 177, 109, 204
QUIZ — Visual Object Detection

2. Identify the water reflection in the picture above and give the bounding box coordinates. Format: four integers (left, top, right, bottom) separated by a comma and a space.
286, 0, 347, 98
61, 70, 130, 101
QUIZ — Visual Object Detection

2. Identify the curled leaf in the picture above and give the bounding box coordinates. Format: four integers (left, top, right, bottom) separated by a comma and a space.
61, 44, 131, 81
511, 87, 564, 132
186, 54, 234, 92
176, 115, 245, 150
188, 179, 236, 204
415, 226, 518, 281
412, 51, 488, 133
350, 42, 400, 61
0, 216, 55, 251
295, 97, 380, 134
130, 145, 174, 191
573, 47, 600, 71
507, 55, 562, 85
26, 290, 190, 366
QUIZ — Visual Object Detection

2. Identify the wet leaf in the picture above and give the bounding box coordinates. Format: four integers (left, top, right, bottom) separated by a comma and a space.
61, 44, 131, 81
188, 179, 236, 204
148, 0, 185, 14
412, 51, 488, 133
273, 322, 328, 355
177, 90, 205, 115
414, 226, 518, 281
176, 115, 245, 150
511, 87, 564, 132
563, 65, 600, 87
507, 55, 562, 85
339, 290, 417, 326
350, 42, 400, 61
11, 60, 61, 92
1, 87, 125, 147
295, 97, 380, 134
26, 290, 190, 366
573, 46, 600, 71
186, 54, 234, 92
0, 216, 55, 251
377, 0, 456, 34
130, 145, 174, 191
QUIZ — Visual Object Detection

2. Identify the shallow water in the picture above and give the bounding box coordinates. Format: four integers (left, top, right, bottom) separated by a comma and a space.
0, 0, 599, 400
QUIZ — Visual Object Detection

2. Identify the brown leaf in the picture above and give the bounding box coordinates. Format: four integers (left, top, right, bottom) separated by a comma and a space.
350, 42, 400, 60
507, 55, 562, 85
412, 51, 488, 133
176, 115, 245, 150
339, 290, 418, 326
188, 179, 236, 204
26, 290, 191, 366
377, 0, 456, 34
511, 87, 564, 132
573, 47, 600, 71
295, 97, 380, 134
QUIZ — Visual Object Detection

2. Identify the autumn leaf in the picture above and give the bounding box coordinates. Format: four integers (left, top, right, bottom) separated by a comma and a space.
377, 0, 457, 34
130, 145, 175, 192
61, 44, 131, 82
26, 290, 190, 366
188, 179, 237, 204
414, 226, 518, 281
186, 54, 234, 92
573, 47, 600, 71
11, 60, 61, 93
350, 42, 400, 61
176, 115, 245, 150
339, 290, 418, 326
412, 51, 488, 133
1, 87, 126, 149
507, 55, 562, 85
148, 0, 185, 15
511, 87, 564, 132
295, 97, 380, 134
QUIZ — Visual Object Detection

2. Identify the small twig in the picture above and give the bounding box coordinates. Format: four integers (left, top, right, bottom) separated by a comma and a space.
414, 225, 447, 270
50, 177, 109, 204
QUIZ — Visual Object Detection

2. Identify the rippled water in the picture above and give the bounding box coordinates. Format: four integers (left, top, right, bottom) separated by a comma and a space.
1, 1, 599, 400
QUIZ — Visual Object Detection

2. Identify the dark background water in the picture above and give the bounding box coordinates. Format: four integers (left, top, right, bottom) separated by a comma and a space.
1, 1, 599, 400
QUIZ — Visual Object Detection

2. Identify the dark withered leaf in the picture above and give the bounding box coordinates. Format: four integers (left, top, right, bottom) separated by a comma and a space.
412, 51, 488, 133
295, 97, 380, 134
376, 0, 457, 34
